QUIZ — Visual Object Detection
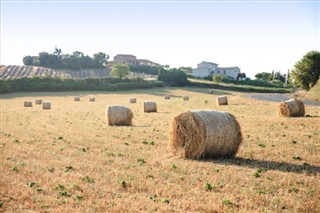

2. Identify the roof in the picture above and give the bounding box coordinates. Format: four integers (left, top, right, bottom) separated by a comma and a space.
114, 54, 136, 58
198, 61, 218, 65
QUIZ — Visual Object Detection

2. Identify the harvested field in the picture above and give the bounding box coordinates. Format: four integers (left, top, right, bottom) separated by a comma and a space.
0, 65, 110, 80
0, 88, 319, 212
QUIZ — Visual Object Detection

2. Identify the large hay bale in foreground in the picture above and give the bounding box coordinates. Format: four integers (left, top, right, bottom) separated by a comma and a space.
130, 98, 137, 103
89, 97, 95, 102
143, 101, 157, 113
217, 96, 228, 105
24, 101, 32, 107
183, 96, 189, 101
165, 95, 171, 100
74, 96, 80, 101
277, 98, 305, 117
35, 99, 42, 105
107, 105, 133, 126
42, 102, 51, 110
169, 110, 243, 159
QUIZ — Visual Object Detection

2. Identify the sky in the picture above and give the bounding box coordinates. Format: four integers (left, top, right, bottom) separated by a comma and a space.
1, 0, 319, 78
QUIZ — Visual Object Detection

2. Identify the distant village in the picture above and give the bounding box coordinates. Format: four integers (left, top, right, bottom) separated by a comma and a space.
110, 54, 240, 80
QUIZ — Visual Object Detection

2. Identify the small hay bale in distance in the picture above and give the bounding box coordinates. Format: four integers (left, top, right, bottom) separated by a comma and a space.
42, 102, 51, 110
130, 98, 137, 103
164, 95, 171, 100
107, 105, 133, 126
89, 97, 95, 102
217, 96, 228, 105
183, 96, 189, 101
209, 89, 214, 94
35, 99, 42, 105
143, 101, 157, 113
277, 98, 305, 117
74, 96, 80, 101
24, 101, 32, 107
169, 110, 243, 159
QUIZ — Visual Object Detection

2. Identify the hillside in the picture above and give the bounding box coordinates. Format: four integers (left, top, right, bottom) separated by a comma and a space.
0, 65, 110, 80
295, 80, 320, 101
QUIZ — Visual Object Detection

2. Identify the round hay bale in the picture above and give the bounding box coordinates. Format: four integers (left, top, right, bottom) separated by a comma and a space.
130, 98, 137, 103
35, 99, 42, 105
183, 96, 189, 101
24, 101, 32, 107
217, 96, 228, 105
164, 95, 171, 100
107, 105, 133, 126
89, 97, 95, 102
42, 102, 51, 110
277, 98, 305, 117
74, 96, 80, 101
143, 101, 157, 113
169, 110, 243, 159
209, 89, 214, 94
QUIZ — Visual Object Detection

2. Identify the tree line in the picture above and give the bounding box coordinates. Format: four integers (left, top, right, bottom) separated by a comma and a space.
23, 47, 109, 70
254, 51, 320, 90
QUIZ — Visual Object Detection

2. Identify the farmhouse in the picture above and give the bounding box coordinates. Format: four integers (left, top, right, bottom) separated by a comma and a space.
192, 61, 240, 79
112, 54, 160, 67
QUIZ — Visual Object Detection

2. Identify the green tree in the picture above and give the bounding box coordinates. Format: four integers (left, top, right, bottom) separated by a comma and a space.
291, 51, 320, 90
255, 72, 273, 81
23, 56, 34, 66
111, 64, 129, 79
158, 68, 188, 86
213, 74, 223, 84
93, 52, 108, 67
53, 47, 62, 58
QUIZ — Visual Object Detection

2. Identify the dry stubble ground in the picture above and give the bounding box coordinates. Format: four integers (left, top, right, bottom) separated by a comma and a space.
0, 88, 319, 212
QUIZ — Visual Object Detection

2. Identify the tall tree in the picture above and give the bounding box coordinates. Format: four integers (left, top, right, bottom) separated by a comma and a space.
93, 52, 108, 66
290, 51, 320, 90
111, 64, 129, 79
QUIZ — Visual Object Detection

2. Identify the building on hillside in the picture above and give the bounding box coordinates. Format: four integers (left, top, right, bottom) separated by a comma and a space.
192, 61, 240, 79
111, 54, 160, 67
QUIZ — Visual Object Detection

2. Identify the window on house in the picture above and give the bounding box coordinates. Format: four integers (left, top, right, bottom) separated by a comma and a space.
217, 71, 220, 74
223, 70, 226, 74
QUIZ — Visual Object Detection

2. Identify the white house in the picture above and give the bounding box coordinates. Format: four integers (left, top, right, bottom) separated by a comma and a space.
192, 61, 240, 79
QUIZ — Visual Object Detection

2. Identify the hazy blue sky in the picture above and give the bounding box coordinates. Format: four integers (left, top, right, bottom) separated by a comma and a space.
1, 0, 319, 77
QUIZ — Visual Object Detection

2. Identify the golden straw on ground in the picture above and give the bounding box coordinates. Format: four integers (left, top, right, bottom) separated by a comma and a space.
107, 105, 133, 126
24, 101, 32, 107
35, 99, 42, 105
217, 96, 228, 105
143, 101, 157, 112
169, 110, 242, 159
277, 98, 305, 117
42, 102, 51, 110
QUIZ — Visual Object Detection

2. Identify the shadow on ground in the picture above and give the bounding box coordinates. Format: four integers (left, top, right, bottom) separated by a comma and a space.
203, 157, 320, 175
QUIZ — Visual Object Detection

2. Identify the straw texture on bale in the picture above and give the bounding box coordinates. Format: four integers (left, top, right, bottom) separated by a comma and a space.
107, 105, 133, 126
165, 95, 171, 100
183, 96, 189, 101
35, 99, 42, 105
217, 96, 228, 105
74, 96, 80, 101
89, 97, 95, 102
42, 102, 51, 110
169, 110, 243, 159
130, 98, 137, 103
277, 98, 305, 117
143, 101, 157, 113
24, 101, 32, 107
